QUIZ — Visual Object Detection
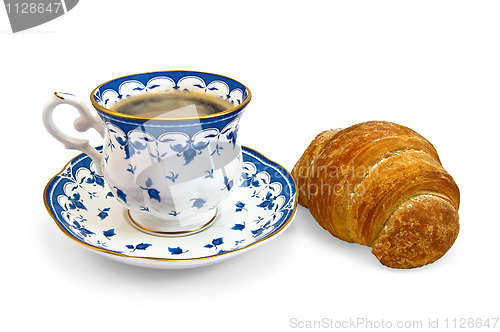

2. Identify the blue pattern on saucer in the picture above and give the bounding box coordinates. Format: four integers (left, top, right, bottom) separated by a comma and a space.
44, 146, 297, 268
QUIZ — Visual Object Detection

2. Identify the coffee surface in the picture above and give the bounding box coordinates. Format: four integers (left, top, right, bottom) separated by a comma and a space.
111, 91, 233, 118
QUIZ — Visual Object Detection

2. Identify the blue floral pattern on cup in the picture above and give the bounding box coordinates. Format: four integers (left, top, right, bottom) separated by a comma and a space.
88, 71, 252, 233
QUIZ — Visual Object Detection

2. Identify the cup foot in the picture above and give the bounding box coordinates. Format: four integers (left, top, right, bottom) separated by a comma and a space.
127, 209, 218, 237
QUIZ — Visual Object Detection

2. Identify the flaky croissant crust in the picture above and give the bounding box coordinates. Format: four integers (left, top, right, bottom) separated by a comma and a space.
292, 121, 460, 269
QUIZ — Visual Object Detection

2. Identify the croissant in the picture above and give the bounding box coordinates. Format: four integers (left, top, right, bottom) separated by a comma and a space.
292, 121, 460, 269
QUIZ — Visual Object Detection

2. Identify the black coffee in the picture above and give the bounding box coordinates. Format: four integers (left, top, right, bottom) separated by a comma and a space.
111, 91, 233, 118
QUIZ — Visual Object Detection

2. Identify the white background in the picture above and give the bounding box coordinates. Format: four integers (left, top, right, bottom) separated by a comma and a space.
1, 1, 499, 331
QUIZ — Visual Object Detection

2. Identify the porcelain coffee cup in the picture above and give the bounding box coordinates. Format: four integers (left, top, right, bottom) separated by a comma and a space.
43, 71, 251, 236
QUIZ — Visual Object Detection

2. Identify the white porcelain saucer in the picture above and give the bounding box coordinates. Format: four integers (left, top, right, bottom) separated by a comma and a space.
43, 146, 297, 269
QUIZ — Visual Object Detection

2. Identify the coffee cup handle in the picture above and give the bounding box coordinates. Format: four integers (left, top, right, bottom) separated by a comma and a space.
42, 92, 105, 175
